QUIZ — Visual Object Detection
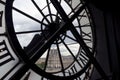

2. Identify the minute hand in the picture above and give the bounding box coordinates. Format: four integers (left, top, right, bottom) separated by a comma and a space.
50, 0, 108, 79
30, 1, 86, 63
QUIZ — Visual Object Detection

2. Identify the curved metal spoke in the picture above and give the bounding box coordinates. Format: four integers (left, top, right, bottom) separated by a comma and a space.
13, 7, 48, 26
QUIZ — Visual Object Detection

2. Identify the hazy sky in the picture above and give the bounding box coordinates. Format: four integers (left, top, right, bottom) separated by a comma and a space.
12, 0, 82, 57
12, 0, 91, 58
9, 0, 92, 79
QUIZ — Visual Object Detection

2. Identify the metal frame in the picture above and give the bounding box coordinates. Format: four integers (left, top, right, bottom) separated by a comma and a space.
4, 0, 109, 79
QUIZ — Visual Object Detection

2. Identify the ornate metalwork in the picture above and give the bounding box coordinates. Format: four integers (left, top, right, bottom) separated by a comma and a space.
0, 0, 109, 79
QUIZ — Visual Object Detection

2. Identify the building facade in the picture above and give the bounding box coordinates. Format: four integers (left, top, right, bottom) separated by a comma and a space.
36, 49, 74, 72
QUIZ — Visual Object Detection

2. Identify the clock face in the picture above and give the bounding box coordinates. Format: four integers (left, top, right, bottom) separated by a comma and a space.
0, 0, 23, 80
0, 0, 95, 80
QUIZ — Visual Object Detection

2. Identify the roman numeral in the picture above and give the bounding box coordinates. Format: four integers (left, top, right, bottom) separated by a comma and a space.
82, 31, 92, 43
0, 11, 3, 27
67, 50, 90, 80
71, 64, 78, 74
68, 64, 81, 80
0, 40, 15, 66
78, 50, 89, 66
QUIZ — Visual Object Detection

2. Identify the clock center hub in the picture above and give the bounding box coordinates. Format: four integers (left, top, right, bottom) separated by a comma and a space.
41, 14, 66, 44
48, 22, 59, 34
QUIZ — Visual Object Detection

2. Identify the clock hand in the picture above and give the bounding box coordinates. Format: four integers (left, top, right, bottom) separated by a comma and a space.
29, 0, 86, 62
11, 0, 108, 79
50, 0, 108, 79
9, 1, 92, 80
29, 1, 87, 63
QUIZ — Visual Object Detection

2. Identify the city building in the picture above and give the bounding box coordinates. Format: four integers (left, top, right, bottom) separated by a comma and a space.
36, 49, 74, 72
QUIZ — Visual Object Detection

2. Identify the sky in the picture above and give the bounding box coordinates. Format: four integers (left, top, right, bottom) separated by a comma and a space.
13, 0, 71, 46
9, 0, 93, 79
12, 0, 92, 57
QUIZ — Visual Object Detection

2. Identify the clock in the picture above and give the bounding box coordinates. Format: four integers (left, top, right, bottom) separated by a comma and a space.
0, 0, 98, 80
0, 1, 23, 80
